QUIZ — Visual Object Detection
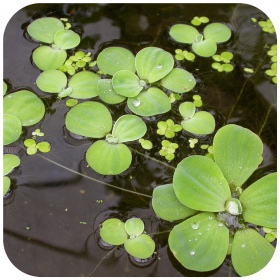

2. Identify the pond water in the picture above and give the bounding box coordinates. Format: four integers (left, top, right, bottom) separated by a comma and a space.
3, 3, 277, 277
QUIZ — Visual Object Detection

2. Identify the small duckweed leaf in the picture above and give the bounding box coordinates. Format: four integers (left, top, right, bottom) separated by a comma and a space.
24, 139, 36, 147
3, 114, 22, 145
37, 142, 51, 153
27, 146, 38, 155
140, 139, 153, 150
3, 154, 20, 176
36, 70, 67, 93
203, 23, 232, 43
125, 218, 144, 237
66, 99, 78, 107
53, 29, 80, 50
3, 176, 11, 196
169, 24, 199, 44
4, 81, 7, 95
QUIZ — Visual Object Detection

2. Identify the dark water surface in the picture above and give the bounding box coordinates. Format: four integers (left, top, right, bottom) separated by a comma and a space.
3, 3, 276, 277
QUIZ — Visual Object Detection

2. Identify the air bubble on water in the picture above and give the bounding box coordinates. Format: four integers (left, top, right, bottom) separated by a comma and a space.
191, 223, 199, 230
132, 99, 141, 107
156, 64, 162, 69
190, 250, 195, 256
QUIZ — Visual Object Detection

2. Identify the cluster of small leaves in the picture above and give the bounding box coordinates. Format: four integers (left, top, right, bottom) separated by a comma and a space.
212, 51, 234, 72
24, 129, 51, 155
192, 94, 202, 107
267, 44, 277, 62
265, 44, 277, 84
201, 144, 214, 159
258, 19, 275, 33
3, 154, 20, 196
263, 227, 277, 243
169, 92, 181, 103
157, 119, 182, 138
188, 138, 198, 148
159, 140, 179, 161
174, 49, 195, 61
191, 16, 209, 26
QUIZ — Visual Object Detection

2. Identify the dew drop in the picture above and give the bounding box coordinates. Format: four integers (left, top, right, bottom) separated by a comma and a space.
156, 64, 163, 69
191, 223, 199, 230
241, 244, 246, 248
108, 89, 112, 92
132, 99, 141, 107
189, 78, 193, 82
198, 232, 202, 236
208, 216, 213, 220
190, 250, 195, 256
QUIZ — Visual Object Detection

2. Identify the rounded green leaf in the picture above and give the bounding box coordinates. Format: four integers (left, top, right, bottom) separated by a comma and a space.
169, 212, 229, 272
213, 124, 263, 188
3, 114, 22, 145
179, 102, 196, 119
192, 38, 217, 57
203, 23, 232, 43
68, 71, 100, 99
36, 70, 67, 93
173, 155, 231, 212
125, 218, 144, 237
169, 24, 199, 44
135, 47, 174, 83
97, 47, 136, 75
53, 29, 80, 50
127, 87, 171, 117
240, 173, 277, 228
3, 176, 11, 196
181, 111, 215, 135
33, 46, 67, 71
3, 154, 20, 176
27, 17, 64, 44
97, 79, 126, 104
231, 229, 275, 276
161, 68, 196, 93
86, 140, 132, 175
65, 101, 112, 138
112, 70, 143, 97
112, 114, 147, 143
4, 81, 7, 95
37, 141, 51, 153
124, 234, 155, 259
4, 90, 45, 126
100, 218, 128, 245
152, 184, 197, 222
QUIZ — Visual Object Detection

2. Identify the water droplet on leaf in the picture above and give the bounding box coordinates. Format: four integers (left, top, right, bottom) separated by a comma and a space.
241, 244, 246, 248
132, 99, 141, 107
156, 64, 162, 69
190, 250, 195, 255
191, 223, 199, 230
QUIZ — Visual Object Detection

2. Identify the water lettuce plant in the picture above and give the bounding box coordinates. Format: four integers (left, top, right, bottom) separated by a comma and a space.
100, 217, 155, 259
169, 23, 231, 57
3, 154, 20, 196
152, 124, 276, 276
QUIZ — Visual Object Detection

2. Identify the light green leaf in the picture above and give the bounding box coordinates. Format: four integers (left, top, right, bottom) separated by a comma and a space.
124, 234, 155, 259
97, 79, 126, 104
53, 29, 80, 50
127, 87, 171, 117
231, 228, 275, 276
213, 124, 263, 188
33, 46, 67, 71
3, 176, 11, 196
112, 70, 143, 97
152, 184, 197, 222
161, 68, 196, 93
65, 101, 112, 138
240, 173, 277, 228
27, 17, 64, 44
125, 218, 144, 237
100, 218, 128, 245
68, 71, 100, 99
192, 38, 217, 57
173, 155, 231, 212
3, 154, 20, 176
181, 111, 215, 135
37, 142, 51, 153
203, 23, 232, 43
112, 115, 147, 143
36, 70, 67, 93
66, 99, 78, 107
4, 81, 7, 95
3, 114, 22, 145
4, 90, 45, 126
169, 24, 199, 44
169, 212, 229, 272
179, 102, 196, 119
135, 47, 174, 83
97, 47, 136, 75
86, 140, 132, 175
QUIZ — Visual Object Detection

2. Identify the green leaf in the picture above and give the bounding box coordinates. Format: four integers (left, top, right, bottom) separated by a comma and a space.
181, 111, 215, 135
97, 47, 136, 76
27, 146, 38, 155
135, 47, 174, 83
112, 70, 143, 97
86, 140, 132, 175
37, 141, 51, 153
192, 38, 217, 57
213, 124, 263, 188
24, 139, 36, 147
68, 71, 100, 99
169, 212, 229, 272
3, 114, 22, 145
66, 98, 78, 107
173, 156, 231, 212
4, 90, 45, 126
97, 79, 126, 104
65, 101, 112, 138
112, 115, 147, 143
231, 228, 275, 276
27, 17, 64, 44
125, 218, 144, 237
3, 176, 11, 196
3, 154, 20, 176
53, 29, 80, 50
179, 102, 196, 119
100, 218, 128, 245
169, 24, 199, 44
33, 46, 67, 71
152, 184, 197, 222
36, 70, 67, 93
139, 139, 153, 150
124, 234, 155, 259
203, 23, 232, 43
3, 81, 7, 95
160, 68, 196, 93
127, 87, 171, 117
240, 173, 277, 228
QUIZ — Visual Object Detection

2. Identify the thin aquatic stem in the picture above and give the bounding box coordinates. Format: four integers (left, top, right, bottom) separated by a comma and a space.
258, 106, 272, 136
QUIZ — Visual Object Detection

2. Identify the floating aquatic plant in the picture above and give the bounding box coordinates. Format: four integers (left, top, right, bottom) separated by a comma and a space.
158, 140, 179, 162
139, 138, 153, 150
265, 62, 277, 84
267, 44, 277, 62
3, 154, 20, 196
168, 92, 181, 103
258, 19, 275, 33
174, 49, 196, 61
191, 16, 209, 26
152, 124, 276, 276
192, 94, 202, 107
212, 51, 234, 72
156, 119, 182, 138
24, 138, 51, 155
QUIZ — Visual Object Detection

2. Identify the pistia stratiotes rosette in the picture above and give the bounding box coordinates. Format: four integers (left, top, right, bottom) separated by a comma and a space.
96, 46, 196, 116
152, 124, 276, 276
